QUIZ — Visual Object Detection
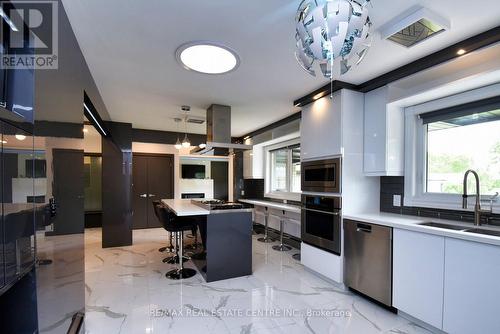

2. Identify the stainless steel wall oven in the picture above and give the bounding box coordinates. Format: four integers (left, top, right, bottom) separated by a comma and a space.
301, 194, 341, 255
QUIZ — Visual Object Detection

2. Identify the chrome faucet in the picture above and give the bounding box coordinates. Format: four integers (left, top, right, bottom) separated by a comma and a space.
462, 169, 489, 226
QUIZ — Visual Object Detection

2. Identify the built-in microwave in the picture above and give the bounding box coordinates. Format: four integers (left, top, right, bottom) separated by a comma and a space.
301, 157, 341, 193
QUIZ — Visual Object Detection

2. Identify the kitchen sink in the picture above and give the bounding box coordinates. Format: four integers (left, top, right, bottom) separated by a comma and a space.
418, 222, 468, 230
463, 228, 500, 237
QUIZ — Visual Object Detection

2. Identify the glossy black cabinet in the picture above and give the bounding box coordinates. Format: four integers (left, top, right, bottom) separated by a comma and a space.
0, 121, 35, 295
0, 13, 35, 130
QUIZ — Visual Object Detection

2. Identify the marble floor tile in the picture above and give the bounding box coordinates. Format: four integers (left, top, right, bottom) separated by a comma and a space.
84, 228, 433, 334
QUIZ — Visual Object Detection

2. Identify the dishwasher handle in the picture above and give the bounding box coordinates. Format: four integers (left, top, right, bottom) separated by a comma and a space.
356, 223, 372, 233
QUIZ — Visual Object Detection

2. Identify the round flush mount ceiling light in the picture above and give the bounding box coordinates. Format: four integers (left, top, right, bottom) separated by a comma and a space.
15, 134, 26, 141
176, 42, 240, 75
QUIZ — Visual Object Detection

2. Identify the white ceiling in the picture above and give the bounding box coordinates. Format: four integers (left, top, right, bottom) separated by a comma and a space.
61, 0, 500, 137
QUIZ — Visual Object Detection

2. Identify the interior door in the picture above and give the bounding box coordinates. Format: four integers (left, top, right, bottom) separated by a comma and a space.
146, 155, 173, 228
51, 149, 84, 235
132, 154, 174, 229
132, 155, 148, 229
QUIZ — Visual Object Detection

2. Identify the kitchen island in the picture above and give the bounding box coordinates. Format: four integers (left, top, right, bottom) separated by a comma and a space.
161, 199, 253, 282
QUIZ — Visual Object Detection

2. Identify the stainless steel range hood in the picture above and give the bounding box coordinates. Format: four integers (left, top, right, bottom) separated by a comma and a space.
191, 104, 252, 155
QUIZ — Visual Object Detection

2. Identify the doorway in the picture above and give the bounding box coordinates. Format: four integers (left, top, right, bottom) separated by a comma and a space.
132, 153, 174, 229
51, 148, 85, 235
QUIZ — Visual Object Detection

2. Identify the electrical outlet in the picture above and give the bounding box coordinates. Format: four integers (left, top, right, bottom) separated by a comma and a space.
393, 194, 402, 207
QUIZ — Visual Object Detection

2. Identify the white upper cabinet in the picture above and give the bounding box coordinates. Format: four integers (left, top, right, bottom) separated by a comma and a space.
301, 91, 342, 160
243, 146, 264, 179
363, 86, 404, 176
243, 150, 254, 179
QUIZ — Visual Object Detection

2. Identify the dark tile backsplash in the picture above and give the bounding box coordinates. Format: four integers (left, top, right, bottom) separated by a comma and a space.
243, 179, 264, 199
380, 176, 500, 225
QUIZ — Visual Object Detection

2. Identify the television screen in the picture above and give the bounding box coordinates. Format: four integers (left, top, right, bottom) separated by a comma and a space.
182, 164, 205, 179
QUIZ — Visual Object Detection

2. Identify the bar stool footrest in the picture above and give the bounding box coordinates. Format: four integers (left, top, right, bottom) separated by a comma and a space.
165, 268, 197, 280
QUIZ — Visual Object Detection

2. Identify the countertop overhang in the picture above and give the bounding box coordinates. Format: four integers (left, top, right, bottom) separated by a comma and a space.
161, 199, 210, 216
238, 199, 301, 214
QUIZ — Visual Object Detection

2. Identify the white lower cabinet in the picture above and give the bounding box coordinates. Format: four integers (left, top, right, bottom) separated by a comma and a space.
443, 238, 500, 334
393, 229, 445, 329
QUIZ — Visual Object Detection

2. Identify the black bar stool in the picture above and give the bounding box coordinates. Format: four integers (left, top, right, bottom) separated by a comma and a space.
257, 207, 273, 243
184, 224, 201, 251
272, 210, 291, 252
152, 200, 174, 253
158, 207, 197, 279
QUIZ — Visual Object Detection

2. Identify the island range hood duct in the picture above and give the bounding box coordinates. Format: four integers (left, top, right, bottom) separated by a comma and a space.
191, 104, 252, 155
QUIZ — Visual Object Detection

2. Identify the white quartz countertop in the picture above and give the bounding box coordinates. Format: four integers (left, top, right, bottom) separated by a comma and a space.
344, 212, 500, 247
238, 199, 302, 214
161, 199, 209, 216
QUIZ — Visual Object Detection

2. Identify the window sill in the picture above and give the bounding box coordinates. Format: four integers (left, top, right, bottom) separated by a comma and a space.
265, 192, 301, 202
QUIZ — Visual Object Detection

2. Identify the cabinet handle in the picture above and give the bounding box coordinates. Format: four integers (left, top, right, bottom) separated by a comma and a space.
149, 194, 156, 198
139, 194, 147, 198
356, 223, 372, 233
303, 208, 339, 216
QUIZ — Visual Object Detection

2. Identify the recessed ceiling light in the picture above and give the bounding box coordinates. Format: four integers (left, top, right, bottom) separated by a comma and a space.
15, 134, 26, 141
83, 128, 89, 133
457, 49, 466, 55
1, 140, 7, 144
176, 42, 240, 75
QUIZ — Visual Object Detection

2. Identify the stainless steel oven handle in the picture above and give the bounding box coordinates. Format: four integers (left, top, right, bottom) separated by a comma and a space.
302, 207, 340, 216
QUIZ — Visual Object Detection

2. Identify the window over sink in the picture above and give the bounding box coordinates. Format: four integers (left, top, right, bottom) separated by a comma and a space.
265, 139, 301, 199
405, 89, 500, 213
426, 113, 500, 195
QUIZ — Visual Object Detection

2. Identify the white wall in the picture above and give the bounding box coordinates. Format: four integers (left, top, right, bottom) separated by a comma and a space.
83, 124, 101, 153
12, 178, 47, 203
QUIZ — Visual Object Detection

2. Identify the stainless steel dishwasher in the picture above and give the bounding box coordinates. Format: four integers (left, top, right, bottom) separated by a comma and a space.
344, 219, 393, 307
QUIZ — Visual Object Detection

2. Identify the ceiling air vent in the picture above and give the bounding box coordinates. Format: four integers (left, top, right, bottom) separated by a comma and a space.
381, 7, 450, 48
186, 117, 205, 124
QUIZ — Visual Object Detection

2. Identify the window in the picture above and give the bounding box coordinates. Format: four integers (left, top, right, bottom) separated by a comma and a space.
268, 143, 301, 195
405, 92, 500, 212
426, 115, 500, 195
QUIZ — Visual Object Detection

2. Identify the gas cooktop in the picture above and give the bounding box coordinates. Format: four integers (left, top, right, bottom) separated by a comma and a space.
191, 199, 250, 210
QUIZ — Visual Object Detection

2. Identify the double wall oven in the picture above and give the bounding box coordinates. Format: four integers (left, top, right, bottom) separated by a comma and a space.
301, 157, 342, 255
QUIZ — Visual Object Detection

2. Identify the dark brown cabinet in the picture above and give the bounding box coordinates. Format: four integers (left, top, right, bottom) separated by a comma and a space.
132, 154, 174, 229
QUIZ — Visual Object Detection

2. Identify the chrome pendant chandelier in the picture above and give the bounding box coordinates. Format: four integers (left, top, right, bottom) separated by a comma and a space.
295, 0, 373, 79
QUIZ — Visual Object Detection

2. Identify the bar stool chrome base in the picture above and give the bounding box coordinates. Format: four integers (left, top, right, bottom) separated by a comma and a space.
257, 236, 274, 243
272, 212, 291, 252
272, 244, 291, 252
292, 253, 301, 261
165, 268, 196, 280
163, 255, 189, 264
159, 233, 175, 253
258, 208, 273, 243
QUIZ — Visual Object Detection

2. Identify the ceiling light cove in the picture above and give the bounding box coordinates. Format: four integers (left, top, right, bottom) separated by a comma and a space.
176, 42, 240, 75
